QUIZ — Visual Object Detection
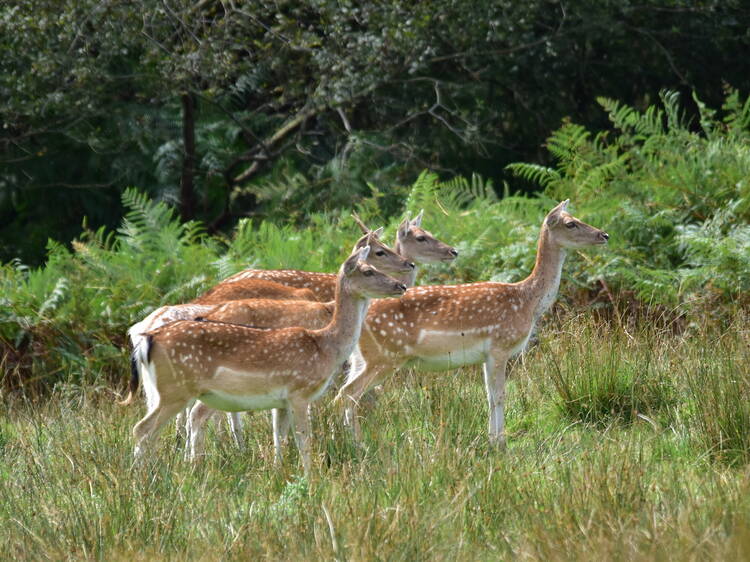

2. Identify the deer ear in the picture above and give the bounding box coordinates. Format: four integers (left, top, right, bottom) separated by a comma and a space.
359, 244, 371, 262
546, 199, 570, 226
344, 246, 367, 274
412, 209, 424, 227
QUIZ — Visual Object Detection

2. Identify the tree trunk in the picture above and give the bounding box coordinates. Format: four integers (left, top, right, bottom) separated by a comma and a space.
180, 92, 196, 221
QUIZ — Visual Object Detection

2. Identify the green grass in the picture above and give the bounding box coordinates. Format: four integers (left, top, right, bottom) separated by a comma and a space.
2, 316, 750, 560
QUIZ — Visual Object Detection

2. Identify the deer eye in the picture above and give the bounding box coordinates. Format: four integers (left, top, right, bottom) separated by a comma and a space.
375, 250, 385, 256
565, 222, 578, 229
363, 269, 374, 276
416, 236, 426, 242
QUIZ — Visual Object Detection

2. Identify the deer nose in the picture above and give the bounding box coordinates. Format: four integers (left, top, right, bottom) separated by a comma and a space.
396, 283, 407, 292
407, 261, 416, 269
600, 232, 609, 241
449, 248, 459, 257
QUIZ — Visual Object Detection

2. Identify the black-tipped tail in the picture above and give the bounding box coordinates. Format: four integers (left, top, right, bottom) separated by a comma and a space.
118, 345, 141, 406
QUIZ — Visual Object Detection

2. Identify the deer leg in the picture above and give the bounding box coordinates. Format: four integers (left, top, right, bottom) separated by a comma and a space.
339, 361, 398, 441
225, 412, 244, 450
133, 397, 191, 461
272, 408, 291, 465
174, 399, 195, 443
289, 401, 312, 475
212, 410, 244, 449
187, 401, 220, 461
482, 354, 508, 449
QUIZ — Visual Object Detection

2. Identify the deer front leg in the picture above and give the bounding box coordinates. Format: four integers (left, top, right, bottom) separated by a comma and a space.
482, 353, 508, 450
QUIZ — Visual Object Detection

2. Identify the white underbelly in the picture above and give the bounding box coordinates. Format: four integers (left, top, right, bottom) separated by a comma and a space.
198, 389, 287, 412
406, 345, 487, 371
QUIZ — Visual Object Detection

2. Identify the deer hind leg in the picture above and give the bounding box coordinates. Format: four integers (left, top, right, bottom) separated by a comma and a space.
187, 401, 217, 461
338, 360, 399, 442
288, 400, 312, 475
225, 412, 244, 450
175, 400, 195, 443
272, 408, 292, 465
133, 397, 191, 461
214, 410, 244, 450
482, 353, 509, 449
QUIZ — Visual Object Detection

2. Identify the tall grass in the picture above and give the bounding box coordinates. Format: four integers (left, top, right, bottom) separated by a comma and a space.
2, 319, 750, 559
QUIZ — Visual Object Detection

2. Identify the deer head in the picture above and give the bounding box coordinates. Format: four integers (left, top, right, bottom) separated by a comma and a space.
396, 210, 459, 263
352, 228, 415, 275
340, 245, 408, 299
543, 199, 609, 249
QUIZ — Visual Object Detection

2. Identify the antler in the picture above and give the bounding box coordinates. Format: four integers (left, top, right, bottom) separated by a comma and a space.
351, 211, 371, 234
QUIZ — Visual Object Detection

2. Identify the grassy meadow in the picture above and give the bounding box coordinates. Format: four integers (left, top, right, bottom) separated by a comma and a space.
2, 92, 749, 559
2, 313, 750, 560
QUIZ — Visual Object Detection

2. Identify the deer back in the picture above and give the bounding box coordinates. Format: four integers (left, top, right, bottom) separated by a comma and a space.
192, 278, 319, 304
198, 298, 333, 330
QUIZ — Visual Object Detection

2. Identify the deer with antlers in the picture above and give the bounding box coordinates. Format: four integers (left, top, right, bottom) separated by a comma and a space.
192, 226, 415, 305
120, 245, 407, 474
215, 210, 458, 301
336, 200, 608, 448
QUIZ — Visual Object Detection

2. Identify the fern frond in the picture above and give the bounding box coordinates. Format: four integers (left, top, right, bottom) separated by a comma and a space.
722, 88, 750, 136
404, 170, 441, 212
439, 173, 497, 206
505, 163, 562, 188
546, 123, 591, 163
598, 96, 665, 139
661, 90, 687, 134
38, 277, 68, 318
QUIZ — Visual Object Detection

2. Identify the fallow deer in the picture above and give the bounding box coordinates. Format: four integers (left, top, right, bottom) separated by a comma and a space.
120, 245, 407, 474
215, 211, 457, 301
129, 213, 456, 450
336, 200, 609, 448
193, 227, 415, 304
127, 228, 409, 443
185, 214, 458, 460
128, 299, 332, 451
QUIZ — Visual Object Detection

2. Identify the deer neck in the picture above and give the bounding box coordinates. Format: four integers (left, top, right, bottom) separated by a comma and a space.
317, 281, 370, 365
393, 238, 418, 287
522, 226, 567, 322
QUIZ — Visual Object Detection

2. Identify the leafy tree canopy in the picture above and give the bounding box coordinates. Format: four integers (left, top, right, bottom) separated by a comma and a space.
2, 0, 749, 263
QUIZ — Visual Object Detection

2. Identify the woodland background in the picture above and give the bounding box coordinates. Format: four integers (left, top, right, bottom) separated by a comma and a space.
3, 3, 750, 558
2, 1, 748, 263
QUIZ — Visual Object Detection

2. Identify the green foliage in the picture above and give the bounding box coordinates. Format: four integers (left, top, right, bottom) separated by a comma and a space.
685, 328, 750, 466
508, 89, 750, 305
